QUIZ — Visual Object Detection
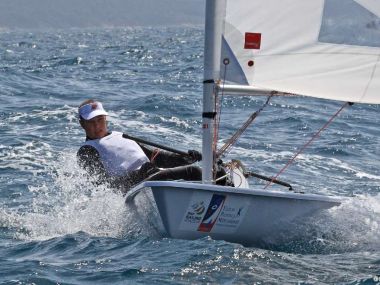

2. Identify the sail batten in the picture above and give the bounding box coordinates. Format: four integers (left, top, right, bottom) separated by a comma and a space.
221, 0, 380, 104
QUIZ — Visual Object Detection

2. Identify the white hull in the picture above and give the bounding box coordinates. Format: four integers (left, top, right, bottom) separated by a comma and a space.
126, 181, 343, 246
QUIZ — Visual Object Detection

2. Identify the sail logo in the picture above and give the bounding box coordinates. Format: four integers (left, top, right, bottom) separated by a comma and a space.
197, 194, 226, 232
244, 32, 261, 49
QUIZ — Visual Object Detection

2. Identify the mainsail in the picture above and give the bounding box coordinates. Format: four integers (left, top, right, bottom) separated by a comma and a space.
202, 0, 380, 182
221, 0, 380, 104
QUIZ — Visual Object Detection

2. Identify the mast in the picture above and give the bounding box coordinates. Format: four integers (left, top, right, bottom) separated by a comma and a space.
202, 0, 226, 184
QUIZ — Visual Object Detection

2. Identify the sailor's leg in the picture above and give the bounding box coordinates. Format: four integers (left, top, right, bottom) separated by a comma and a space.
144, 165, 231, 185
145, 165, 202, 182
215, 167, 228, 185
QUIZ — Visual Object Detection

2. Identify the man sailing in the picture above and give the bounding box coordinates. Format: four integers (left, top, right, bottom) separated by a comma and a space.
77, 99, 205, 193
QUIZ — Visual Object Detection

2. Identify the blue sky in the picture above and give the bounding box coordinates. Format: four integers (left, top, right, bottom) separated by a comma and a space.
0, 0, 204, 29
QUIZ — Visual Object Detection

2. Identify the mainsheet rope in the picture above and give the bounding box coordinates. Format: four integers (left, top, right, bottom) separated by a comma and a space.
263, 101, 352, 190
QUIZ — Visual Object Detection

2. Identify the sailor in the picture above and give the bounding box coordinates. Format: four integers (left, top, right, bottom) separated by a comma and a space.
77, 99, 203, 193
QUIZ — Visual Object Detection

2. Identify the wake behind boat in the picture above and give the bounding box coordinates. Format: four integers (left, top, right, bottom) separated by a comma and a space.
125, 0, 380, 246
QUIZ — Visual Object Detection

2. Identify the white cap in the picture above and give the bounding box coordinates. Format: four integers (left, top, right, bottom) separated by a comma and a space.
79, 101, 108, 120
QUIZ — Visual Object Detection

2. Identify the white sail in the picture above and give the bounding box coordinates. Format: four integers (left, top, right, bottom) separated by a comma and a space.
221, 0, 380, 104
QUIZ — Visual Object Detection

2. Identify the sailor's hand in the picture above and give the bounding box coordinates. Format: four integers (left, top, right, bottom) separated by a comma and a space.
187, 150, 202, 161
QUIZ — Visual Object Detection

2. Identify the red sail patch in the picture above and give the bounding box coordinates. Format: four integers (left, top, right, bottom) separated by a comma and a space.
244, 32, 261, 49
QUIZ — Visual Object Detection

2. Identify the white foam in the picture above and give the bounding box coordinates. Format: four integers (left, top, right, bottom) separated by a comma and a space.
0, 141, 53, 175
260, 193, 380, 252
1, 152, 146, 241
314, 194, 380, 251
157, 116, 191, 129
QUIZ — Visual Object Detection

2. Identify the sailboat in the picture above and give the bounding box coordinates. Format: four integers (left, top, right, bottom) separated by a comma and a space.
125, 0, 380, 246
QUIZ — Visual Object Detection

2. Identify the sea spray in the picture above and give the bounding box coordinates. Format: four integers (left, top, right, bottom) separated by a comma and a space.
264, 194, 380, 253
4, 152, 128, 241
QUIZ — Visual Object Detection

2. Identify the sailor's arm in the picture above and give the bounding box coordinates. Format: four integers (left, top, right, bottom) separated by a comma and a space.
77, 145, 109, 183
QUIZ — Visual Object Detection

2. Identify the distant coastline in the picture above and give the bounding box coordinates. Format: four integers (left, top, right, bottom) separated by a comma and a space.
0, 0, 204, 30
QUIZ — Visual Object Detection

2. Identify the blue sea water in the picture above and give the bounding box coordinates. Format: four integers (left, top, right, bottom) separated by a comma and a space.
0, 26, 380, 284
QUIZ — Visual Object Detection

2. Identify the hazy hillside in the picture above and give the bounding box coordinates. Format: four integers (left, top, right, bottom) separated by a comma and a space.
0, 0, 204, 30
